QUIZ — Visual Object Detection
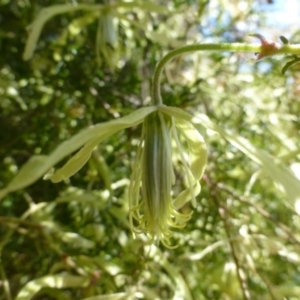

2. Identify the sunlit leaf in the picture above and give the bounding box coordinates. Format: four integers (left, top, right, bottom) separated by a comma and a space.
82, 293, 128, 300
58, 232, 95, 249
181, 240, 225, 261
118, 0, 169, 13
15, 274, 89, 300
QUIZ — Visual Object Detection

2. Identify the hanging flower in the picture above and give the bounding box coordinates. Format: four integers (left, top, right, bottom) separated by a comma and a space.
47, 105, 207, 247
129, 108, 207, 247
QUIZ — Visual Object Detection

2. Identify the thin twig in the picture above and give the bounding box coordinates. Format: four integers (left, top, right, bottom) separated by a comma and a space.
253, 266, 277, 300
207, 179, 251, 300
215, 181, 297, 299
0, 217, 43, 228
217, 182, 300, 246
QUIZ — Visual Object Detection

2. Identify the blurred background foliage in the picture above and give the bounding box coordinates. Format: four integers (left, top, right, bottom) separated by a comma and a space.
1, 0, 300, 299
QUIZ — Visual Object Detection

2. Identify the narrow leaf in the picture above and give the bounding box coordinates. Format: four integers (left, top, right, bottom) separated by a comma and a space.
82, 293, 128, 300
279, 35, 289, 45
50, 136, 102, 182
159, 106, 300, 215
0, 106, 156, 200
15, 274, 89, 300
281, 58, 300, 74
117, 1, 169, 13
0, 155, 48, 200
23, 4, 103, 60
23, 1, 169, 60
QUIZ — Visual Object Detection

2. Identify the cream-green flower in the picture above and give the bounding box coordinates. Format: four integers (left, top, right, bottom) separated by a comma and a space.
129, 107, 207, 247
46, 105, 207, 247
1, 105, 207, 247
129, 108, 207, 247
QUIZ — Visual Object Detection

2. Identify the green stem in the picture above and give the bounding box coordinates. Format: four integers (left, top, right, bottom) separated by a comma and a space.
151, 43, 300, 105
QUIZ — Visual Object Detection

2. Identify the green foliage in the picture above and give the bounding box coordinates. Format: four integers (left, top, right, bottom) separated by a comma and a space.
1, 1, 300, 300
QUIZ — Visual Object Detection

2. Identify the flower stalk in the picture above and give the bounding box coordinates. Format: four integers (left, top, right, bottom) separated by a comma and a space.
151, 41, 300, 105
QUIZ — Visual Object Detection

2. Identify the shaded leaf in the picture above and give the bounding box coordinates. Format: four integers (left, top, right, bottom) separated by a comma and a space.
152, 245, 193, 300
271, 286, 300, 298
0, 155, 48, 200
279, 35, 289, 45
23, 4, 103, 60
23, 1, 169, 60
281, 57, 300, 74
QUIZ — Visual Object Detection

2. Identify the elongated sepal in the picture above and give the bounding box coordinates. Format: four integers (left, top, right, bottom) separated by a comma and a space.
50, 137, 103, 182
172, 117, 208, 208
47, 106, 157, 183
